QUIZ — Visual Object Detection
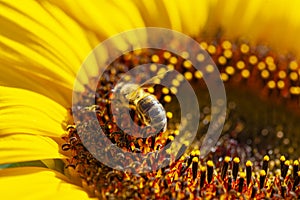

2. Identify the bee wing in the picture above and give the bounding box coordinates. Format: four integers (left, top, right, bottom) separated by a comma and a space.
138, 69, 173, 89
114, 68, 173, 99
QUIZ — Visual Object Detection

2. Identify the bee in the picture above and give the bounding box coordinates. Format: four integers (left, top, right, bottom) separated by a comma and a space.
113, 81, 167, 132
112, 70, 170, 132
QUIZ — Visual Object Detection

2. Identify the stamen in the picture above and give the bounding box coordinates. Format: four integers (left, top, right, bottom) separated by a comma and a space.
221, 156, 230, 180
259, 170, 266, 189
207, 160, 214, 184
246, 160, 252, 186
232, 157, 240, 180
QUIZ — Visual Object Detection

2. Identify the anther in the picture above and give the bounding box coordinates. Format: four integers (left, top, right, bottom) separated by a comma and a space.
281, 160, 290, 179
232, 157, 240, 180
280, 155, 286, 175
246, 160, 252, 186
221, 156, 231, 180
262, 155, 269, 174
293, 160, 299, 178
259, 170, 266, 190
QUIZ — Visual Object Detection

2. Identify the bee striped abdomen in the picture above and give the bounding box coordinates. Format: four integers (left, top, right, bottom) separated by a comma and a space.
137, 94, 167, 131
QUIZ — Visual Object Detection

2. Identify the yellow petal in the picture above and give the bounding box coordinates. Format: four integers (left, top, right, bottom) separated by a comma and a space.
0, 86, 67, 137
0, 134, 65, 164
0, 167, 95, 200
131, 0, 172, 28
49, 0, 145, 36
206, 0, 300, 55
0, 1, 99, 106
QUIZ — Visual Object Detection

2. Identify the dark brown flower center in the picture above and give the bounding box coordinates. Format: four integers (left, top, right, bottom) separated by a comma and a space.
62, 38, 300, 199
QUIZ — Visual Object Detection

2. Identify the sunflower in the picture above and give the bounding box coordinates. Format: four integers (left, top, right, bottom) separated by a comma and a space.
1, 0, 300, 199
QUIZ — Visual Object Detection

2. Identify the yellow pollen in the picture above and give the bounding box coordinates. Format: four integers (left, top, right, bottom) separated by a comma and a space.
236, 61, 245, 70
222, 40, 232, 49
225, 66, 235, 75
181, 51, 189, 59
172, 79, 180, 87
197, 53, 205, 62
200, 41, 208, 49
290, 86, 300, 95
151, 55, 160, 63
257, 62, 266, 70
170, 86, 178, 94
267, 80, 276, 89
157, 67, 167, 75
147, 87, 155, 93
207, 45, 216, 54
220, 73, 229, 81
289, 60, 298, 70
265, 56, 274, 65
183, 60, 192, 68
176, 74, 184, 82
268, 63, 276, 71
166, 64, 174, 71
164, 95, 172, 103
263, 155, 270, 161
150, 64, 157, 72
225, 156, 231, 162
152, 78, 161, 85
290, 72, 298, 81
194, 70, 203, 79
241, 69, 250, 78
223, 49, 233, 58
192, 157, 199, 162
249, 55, 258, 65
280, 155, 286, 162
261, 70, 270, 79
218, 56, 227, 65
240, 172, 246, 178
163, 51, 171, 59
207, 160, 214, 167
169, 56, 178, 64
206, 64, 215, 73
294, 160, 299, 165
184, 71, 193, 81
246, 160, 253, 167
278, 70, 286, 79
166, 112, 173, 119
284, 160, 290, 166
233, 157, 240, 163
277, 80, 285, 89
260, 170, 266, 176
240, 43, 250, 53
162, 87, 169, 94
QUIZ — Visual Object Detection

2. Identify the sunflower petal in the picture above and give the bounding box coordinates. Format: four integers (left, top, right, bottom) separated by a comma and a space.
0, 167, 95, 200
0, 1, 99, 106
0, 86, 67, 137
49, 0, 145, 36
0, 134, 65, 164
